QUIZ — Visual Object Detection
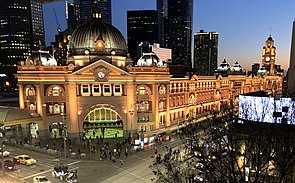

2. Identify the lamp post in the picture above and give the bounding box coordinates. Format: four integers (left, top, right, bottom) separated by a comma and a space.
78, 111, 81, 142
61, 113, 67, 158
0, 126, 5, 175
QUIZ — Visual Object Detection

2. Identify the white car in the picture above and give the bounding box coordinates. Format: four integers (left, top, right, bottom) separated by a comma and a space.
33, 176, 52, 183
0, 148, 9, 157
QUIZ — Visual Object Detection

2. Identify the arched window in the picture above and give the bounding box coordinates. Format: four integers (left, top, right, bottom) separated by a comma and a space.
189, 94, 195, 105
47, 85, 64, 97
136, 85, 151, 95
84, 108, 121, 122
25, 85, 35, 96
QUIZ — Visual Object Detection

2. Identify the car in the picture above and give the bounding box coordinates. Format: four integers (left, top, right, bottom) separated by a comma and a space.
13, 155, 36, 166
0, 148, 10, 157
33, 176, 52, 183
0, 160, 16, 171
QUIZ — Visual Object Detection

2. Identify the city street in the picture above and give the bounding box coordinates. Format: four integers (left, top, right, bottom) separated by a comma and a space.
2, 139, 183, 183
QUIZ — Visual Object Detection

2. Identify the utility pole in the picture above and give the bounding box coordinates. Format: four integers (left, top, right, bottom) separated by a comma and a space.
0, 126, 5, 175
61, 113, 67, 158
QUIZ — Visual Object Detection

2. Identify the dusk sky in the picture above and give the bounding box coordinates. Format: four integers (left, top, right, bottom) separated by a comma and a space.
43, 0, 295, 70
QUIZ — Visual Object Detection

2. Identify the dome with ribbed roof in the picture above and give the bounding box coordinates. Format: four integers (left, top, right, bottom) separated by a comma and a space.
68, 19, 127, 57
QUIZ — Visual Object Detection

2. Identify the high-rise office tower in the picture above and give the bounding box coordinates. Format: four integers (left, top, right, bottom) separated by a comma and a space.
156, 0, 168, 47
194, 30, 218, 76
79, 0, 111, 24
262, 36, 276, 74
157, 0, 193, 67
127, 10, 158, 62
0, 0, 45, 67
67, 1, 80, 29
288, 21, 295, 97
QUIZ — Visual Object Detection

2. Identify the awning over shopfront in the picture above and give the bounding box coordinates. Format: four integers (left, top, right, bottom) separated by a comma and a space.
0, 108, 42, 126
83, 120, 123, 129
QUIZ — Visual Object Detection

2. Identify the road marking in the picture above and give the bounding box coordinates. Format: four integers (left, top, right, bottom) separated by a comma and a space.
112, 164, 149, 182
20, 160, 81, 180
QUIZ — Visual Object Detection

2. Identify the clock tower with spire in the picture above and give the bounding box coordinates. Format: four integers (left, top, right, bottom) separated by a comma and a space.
262, 35, 276, 74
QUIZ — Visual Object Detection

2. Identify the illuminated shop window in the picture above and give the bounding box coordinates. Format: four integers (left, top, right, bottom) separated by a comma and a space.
25, 85, 35, 96
47, 85, 64, 96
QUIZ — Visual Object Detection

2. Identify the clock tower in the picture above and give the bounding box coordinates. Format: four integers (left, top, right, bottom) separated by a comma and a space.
262, 36, 276, 74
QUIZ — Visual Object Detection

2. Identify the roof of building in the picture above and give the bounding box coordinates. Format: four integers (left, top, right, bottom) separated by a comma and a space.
25, 50, 57, 66
68, 18, 127, 57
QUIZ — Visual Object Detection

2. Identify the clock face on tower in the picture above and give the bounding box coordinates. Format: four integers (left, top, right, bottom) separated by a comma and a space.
97, 71, 105, 79
265, 57, 270, 62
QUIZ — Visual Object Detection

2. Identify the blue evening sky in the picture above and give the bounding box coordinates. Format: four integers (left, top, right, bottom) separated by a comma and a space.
43, 0, 295, 70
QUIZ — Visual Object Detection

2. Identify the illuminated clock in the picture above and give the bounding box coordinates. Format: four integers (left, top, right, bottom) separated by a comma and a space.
265, 57, 270, 62
97, 71, 105, 79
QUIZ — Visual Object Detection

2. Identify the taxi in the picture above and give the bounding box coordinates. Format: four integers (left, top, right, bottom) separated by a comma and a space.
13, 155, 36, 166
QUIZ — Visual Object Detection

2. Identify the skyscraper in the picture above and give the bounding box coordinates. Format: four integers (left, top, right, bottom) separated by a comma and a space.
158, 0, 193, 67
261, 36, 276, 74
79, 0, 111, 24
194, 30, 218, 76
0, 0, 45, 67
288, 21, 295, 97
127, 10, 158, 62
67, 1, 79, 30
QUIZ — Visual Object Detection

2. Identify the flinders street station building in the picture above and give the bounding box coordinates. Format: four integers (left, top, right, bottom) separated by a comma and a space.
14, 12, 283, 143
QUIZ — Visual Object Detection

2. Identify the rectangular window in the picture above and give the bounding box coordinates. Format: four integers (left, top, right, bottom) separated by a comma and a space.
104, 85, 110, 92
114, 84, 121, 93
92, 84, 101, 96
103, 84, 112, 96
113, 84, 122, 96
93, 84, 100, 93
82, 84, 89, 93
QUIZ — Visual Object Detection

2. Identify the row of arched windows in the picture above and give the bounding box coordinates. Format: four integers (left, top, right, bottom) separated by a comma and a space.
25, 85, 64, 97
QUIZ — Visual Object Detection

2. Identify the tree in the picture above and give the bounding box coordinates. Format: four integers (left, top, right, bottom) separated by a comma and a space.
150, 96, 295, 183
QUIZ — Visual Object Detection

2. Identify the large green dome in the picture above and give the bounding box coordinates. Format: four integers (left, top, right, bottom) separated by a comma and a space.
68, 19, 127, 57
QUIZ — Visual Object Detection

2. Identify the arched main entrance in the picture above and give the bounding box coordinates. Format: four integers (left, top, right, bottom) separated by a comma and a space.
83, 107, 123, 139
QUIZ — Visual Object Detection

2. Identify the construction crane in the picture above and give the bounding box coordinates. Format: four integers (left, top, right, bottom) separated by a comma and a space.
54, 8, 61, 33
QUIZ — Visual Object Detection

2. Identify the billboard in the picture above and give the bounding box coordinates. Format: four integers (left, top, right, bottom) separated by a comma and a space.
239, 95, 295, 124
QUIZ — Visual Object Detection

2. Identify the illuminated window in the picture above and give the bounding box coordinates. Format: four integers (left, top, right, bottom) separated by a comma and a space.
47, 85, 64, 96
137, 85, 151, 95
138, 101, 149, 112
84, 108, 120, 122
29, 103, 36, 110
48, 103, 64, 114
25, 85, 35, 96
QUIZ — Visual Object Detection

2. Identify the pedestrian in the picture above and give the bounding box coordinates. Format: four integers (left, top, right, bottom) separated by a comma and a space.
46, 144, 49, 150
78, 149, 81, 155
120, 159, 124, 166
125, 151, 128, 159
155, 148, 158, 155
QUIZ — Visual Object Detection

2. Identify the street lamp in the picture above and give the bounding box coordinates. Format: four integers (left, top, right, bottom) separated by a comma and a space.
61, 113, 67, 158
0, 126, 5, 175
77, 111, 81, 142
